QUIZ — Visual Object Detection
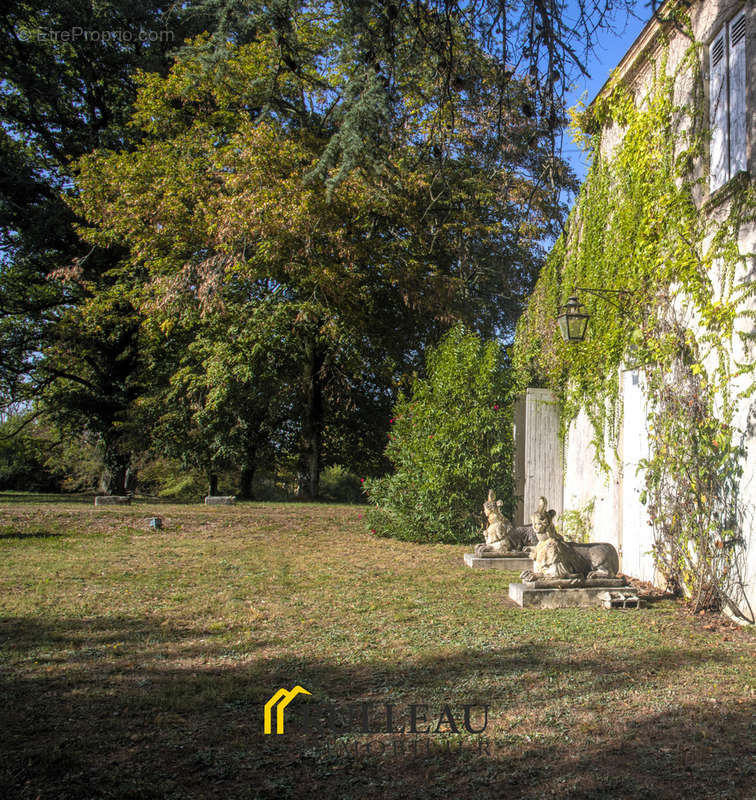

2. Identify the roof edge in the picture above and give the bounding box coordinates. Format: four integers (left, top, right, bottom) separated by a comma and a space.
589, 0, 686, 106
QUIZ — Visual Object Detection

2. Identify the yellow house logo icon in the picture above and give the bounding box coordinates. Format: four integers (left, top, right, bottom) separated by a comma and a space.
263, 686, 311, 734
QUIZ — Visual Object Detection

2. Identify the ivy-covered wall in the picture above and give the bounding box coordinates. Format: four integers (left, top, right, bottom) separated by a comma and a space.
512, 0, 756, 620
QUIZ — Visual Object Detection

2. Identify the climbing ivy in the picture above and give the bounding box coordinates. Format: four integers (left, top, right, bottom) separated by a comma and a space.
559, 497, 595, 543
512, 23, 756, 618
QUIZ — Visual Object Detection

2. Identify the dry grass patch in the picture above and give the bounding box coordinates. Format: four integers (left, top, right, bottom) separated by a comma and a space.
0, 500, 754, 799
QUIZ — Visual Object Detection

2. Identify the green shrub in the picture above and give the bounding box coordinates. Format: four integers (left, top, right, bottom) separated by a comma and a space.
48, 432, 104, 492
134, 456, 237, 500
0, 417, 61, 492
319, 465, 364, 503
365, 325, 515, 543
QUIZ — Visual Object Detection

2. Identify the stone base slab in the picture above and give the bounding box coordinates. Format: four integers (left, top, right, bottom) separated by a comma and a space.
599, 590, 643, 609
205, 496, 236, 505
464, 554, 533, 570
509, 582, 627, 608
94, 495, 131, 506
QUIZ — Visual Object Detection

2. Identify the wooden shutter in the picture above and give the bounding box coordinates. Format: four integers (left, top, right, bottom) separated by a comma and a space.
709, 26, 728, 192
729, 12, 747, 176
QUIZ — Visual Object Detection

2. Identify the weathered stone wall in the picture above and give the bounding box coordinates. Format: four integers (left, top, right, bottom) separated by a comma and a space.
562, 408, 621, 554
563, 0, 756, 619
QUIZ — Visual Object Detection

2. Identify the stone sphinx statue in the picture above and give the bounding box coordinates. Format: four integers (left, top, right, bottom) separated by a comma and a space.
520, 497, 625, 587
474, 490, 537, 557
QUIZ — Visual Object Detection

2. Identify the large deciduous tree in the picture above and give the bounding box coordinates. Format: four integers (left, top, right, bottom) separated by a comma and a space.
196, 0, 641, 184
0, 2, 211, 491
3, 0, 641, 494
71, 19, 572, 495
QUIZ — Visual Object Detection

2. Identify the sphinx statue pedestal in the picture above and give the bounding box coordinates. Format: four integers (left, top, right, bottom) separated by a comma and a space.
464, 552, 534, 570
507, 497, 636, 609
464, 489, 537, 570
509, 578, 631, 608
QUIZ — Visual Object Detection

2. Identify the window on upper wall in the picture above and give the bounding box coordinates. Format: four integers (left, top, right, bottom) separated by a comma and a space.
709, 9, 747, 193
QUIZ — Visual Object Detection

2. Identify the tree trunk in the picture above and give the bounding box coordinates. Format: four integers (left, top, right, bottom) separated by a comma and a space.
239, 464, 255, 500
239, 397, 269, 501
208, 473, 219, 496
298, 338, 325, 500
101, 441, 130, 495
123, 466, 137, 494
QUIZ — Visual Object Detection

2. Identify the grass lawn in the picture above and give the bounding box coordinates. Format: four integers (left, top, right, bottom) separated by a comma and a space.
0, 500, 754, 799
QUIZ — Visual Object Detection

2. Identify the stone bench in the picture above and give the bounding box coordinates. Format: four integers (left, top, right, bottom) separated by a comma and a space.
94, 495, 131, 506
204, 496, 236, 505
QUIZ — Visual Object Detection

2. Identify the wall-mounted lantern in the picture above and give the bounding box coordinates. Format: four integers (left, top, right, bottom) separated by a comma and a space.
557, 287, 633, 344
557, 295, 589, 343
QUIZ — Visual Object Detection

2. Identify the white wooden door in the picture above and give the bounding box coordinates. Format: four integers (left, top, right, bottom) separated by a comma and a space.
514, 389, 563, 525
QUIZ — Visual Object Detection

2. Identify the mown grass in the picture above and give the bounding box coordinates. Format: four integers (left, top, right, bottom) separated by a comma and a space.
0, 500, 754, 799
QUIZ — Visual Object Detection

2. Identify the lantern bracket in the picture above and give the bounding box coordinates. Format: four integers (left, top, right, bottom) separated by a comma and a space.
574, 286, 633, 312
556, 287, 634, 344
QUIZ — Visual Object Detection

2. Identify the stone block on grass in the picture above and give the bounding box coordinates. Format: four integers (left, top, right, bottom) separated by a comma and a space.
204, 496, 236, 505
94, 495, 131, 506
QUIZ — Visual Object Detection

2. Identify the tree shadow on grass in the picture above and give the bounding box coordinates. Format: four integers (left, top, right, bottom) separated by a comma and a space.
0, 614, 753, 800
0, 615, 268, 664
281, 702, 756, 800
0, 530, 65, 540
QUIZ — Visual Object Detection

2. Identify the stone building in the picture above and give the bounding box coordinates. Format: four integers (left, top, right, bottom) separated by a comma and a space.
515, 0, 755, 620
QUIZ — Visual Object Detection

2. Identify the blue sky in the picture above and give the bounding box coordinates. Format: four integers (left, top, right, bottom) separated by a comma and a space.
562, 5, 652, 181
